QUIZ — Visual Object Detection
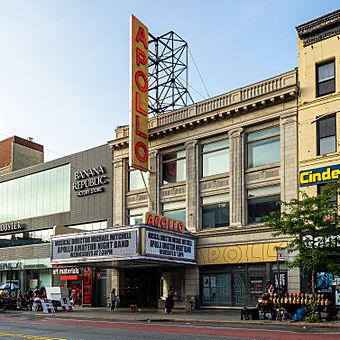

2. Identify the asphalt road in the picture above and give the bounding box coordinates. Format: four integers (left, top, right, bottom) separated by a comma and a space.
1, 314, 340, 340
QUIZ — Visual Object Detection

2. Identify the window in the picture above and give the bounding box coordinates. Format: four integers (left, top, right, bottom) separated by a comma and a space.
162, 201, 186, 226
0, 164, 70, 223
317, 61, 335, 97
247, 127, 280, 168
317, 184, 337, 205
247, 186, 280, 224
73, 221, 107, 232
202, 194, 230, 229
127, 206, 147, 225
0, 228, 54, 248
317, 115, 336, 155
128, 168, 148, 191
202, 140, 229, 177
162, 150, 186, 185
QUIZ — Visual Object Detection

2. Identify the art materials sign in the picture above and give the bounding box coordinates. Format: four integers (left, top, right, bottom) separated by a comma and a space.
51, 229, 138, 262
300, 164, 340, 187
145, 230, 195, 260
73, 166, 109, 197
130, 15, 149, 172
143, 212, 185, 233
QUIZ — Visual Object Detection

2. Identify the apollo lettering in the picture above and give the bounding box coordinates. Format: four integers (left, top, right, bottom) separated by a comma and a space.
130, 16, 149, 171
143, 212, 185, 233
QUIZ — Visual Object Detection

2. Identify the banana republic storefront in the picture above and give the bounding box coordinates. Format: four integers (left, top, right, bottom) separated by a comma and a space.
51, 218, 196, 309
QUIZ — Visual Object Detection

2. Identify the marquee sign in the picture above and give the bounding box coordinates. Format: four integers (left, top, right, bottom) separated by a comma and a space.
130, 15, 149, 172
51, 229, 138, 262
145, 230, 195, 260
300, 164, 340, 187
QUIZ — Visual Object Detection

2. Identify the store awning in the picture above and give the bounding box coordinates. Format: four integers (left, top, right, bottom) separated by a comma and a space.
60, 275, 83, 281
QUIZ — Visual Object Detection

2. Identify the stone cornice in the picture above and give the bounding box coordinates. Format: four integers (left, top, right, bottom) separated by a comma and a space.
109, 70, 297, 149
296, 10, 340, 46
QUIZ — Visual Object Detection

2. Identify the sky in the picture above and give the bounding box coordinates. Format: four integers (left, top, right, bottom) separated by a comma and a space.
0, 0, 339, 161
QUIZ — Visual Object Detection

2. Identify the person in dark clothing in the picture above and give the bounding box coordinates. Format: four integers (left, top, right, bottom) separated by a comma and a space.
110, 288, 117, 311
165, 286, 175, 313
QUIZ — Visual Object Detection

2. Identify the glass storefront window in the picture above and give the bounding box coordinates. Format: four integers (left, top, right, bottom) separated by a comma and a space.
162, 201, 186, 226
0, 164, 71, 223
162, 151, 186, 185
202, 194, 230, 229
247, 127, 280, 168
73, 221, 108, 232
128, 207, 147, 225
128, 169, 149, 191
247, 186, 280, 224
0, 228, 54, 248
202, 140, 229, 177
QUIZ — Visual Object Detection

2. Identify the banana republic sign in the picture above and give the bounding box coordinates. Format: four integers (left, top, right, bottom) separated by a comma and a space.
73, 166, 109, 197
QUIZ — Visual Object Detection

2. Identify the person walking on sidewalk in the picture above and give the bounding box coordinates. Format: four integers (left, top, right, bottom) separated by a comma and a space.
110, 288, 117, 311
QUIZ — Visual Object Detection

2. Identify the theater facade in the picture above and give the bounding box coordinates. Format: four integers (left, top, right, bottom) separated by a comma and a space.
1, 10, 339, 309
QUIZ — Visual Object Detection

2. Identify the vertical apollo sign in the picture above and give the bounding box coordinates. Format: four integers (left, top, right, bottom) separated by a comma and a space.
130, 15, 149, 172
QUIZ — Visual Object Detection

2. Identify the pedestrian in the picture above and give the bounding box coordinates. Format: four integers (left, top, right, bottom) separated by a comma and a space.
110, 288, 117, 311
72, 288, 82, 307
165, 286, 175, 313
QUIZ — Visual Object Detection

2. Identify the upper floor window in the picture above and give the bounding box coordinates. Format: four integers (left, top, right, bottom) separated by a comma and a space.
0, 228, 53, 248
317, 61, 335, 97
202, 194, 230, 229
128, 168, 148, 191
247, 127, 280, 168
317, 114, 336, 155
0, 164, 70, 224
202, 140, 229, 177
162, 201, 186, 226
247, 186, 280, 224
162, 150, 186, 185
127, 206, 147, 225
317, 183, 337, 205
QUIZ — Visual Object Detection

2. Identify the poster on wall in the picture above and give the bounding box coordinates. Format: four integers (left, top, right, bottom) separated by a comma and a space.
145, 230, 195, 261
250, 278, 263, 295
51, 229, 138, 262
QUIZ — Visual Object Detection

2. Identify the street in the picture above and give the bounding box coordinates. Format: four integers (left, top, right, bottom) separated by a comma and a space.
1, 313, 340, 340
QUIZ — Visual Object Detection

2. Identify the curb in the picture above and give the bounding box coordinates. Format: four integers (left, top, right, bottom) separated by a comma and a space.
6, 311, 340, 329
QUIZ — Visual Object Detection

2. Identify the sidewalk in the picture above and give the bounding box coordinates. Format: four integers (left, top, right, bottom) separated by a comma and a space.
14, 306, 340, 329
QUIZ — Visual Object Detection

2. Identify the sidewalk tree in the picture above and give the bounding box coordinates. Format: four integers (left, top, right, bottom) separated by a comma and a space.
265, 182, 340, 296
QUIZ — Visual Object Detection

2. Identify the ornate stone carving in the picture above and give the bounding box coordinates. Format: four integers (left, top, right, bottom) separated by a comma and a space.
149, 150, 159, 159
185, 139, 198, 150
228, 128, 243, 139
